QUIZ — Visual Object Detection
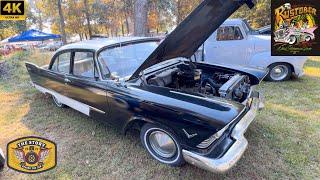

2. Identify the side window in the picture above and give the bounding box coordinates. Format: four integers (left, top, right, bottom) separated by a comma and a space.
216, 26, 243, 41
51, 52, 71, 74
73, 51, 95, 79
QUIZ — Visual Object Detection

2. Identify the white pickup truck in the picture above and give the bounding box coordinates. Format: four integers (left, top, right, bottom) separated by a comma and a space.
200, 19, 308, 81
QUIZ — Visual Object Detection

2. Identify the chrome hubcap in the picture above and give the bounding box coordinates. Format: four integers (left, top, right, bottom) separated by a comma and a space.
149, 131, 177, 158
270, 65, 289, 81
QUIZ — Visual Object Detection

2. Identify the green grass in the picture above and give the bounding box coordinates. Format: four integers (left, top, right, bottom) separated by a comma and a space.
0, 51, 319, 179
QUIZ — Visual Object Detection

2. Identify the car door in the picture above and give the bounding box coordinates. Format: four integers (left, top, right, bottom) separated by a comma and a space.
64, 50, 109, 118
204, 25, 250, 66
47, 50, 72, 97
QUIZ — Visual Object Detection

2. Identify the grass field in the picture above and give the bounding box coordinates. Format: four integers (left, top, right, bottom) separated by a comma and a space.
0, 51, 319, 179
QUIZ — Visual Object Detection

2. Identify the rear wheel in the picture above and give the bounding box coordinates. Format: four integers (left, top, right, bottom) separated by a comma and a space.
140, 123, 185, 166
266, 63, 292, 82
305, 36, 312, 42
52, 95, 66, 108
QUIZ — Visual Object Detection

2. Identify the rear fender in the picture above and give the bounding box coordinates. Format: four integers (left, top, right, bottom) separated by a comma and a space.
249, 52, 308, 73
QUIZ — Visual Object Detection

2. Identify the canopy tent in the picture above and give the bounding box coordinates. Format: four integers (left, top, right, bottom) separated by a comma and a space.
8, 29, 61, 42
1, 35, 17, 44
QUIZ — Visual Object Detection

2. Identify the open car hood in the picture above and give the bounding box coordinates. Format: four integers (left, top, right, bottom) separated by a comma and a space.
130, 0, 255, 80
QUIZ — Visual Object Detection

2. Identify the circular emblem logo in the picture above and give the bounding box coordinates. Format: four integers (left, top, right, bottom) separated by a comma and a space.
25, 151, 38, 164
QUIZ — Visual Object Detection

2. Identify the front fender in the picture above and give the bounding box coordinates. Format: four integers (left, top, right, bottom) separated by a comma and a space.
123, 113, 217, 151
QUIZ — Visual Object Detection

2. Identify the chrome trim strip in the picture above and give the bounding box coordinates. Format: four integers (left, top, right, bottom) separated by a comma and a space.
169, 91, 234, 107
90, 106, 105, 114
34, 84, 105, 116
182, 94, 260, 173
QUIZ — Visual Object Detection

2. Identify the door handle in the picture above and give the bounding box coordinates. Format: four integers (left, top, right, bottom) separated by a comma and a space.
64, 78, 71, 83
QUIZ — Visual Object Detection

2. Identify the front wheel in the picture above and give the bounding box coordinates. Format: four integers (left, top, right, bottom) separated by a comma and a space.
266, 63, 292, 82
288, 35, 297, 45
140, 123, 185, 166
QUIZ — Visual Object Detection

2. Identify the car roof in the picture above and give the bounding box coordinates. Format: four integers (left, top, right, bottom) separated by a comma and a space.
222, 19, 245, 26
57, 37, 160, 52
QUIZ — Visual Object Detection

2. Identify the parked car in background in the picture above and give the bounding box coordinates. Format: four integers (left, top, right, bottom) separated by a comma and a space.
241, 20, 271, 35
255, 25, 271, 35
274, 26, 317, 45
201, 19, 308, 81
40, 41, 63, 51
19, 44, 33, 51
0, 44, 23, 55
26, 0, 267, 173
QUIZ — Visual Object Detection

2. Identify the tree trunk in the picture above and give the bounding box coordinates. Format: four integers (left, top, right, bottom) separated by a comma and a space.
84, 0, 93, 38
38, 13, 43, 31
134, 0, 148, 36
57, 0, 67, 44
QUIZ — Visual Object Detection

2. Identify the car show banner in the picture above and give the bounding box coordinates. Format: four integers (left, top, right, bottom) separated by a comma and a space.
271, 0, 320, 56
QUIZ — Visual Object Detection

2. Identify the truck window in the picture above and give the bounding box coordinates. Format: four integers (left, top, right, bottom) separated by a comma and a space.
73, 52, 95, 79
216, 26, 243, 41
51, 52, 71, 74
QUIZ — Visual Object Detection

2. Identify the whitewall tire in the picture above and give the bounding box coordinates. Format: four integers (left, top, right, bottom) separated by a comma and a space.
140, 123, 185, 166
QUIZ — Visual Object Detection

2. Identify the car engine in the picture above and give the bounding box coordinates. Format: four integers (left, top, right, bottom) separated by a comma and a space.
147, 63, 251, 102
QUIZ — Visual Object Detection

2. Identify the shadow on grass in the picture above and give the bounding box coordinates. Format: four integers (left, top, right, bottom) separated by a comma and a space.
10, 91, 284, 179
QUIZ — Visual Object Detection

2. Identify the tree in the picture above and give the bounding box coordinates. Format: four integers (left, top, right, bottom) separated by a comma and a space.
175, 0, 201, 24
231, 0, 271, 28
134, 0, 148, 36
83, 0, 93, 38
57, 0, 67, 44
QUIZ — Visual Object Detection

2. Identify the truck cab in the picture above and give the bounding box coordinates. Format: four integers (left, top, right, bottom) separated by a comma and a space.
201, 19, 308, 82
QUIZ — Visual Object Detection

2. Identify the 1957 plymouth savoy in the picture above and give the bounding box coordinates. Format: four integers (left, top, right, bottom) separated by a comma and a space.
26, 0, 267, 173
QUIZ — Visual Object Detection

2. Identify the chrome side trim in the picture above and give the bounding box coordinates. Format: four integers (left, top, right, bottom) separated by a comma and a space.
34, 84, 105, 115
182, 94, 260, 173
90, 106, 105, 114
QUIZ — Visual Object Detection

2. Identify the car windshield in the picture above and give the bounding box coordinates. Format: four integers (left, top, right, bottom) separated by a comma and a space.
98, 41, 159, 79
242, 21, 250, 35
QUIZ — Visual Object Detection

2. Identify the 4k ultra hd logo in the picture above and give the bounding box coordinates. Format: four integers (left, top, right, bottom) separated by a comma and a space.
272, 0, 320, 56
0, 0, 26, 20
7, 136, 57, 174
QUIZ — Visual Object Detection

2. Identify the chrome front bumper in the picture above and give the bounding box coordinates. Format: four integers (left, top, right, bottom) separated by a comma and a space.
182, 94, 261, 173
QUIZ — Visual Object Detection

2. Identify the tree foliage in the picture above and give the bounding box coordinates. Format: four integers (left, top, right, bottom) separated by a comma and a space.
1, 0, 271, 40
231, 0, 271, 28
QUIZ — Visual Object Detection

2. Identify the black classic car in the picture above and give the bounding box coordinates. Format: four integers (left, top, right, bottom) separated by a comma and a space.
26, 0, 267, 173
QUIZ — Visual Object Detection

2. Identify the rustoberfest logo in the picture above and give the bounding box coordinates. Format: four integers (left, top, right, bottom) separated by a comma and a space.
271, 0, 320, 56
7, 136, 57, 173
